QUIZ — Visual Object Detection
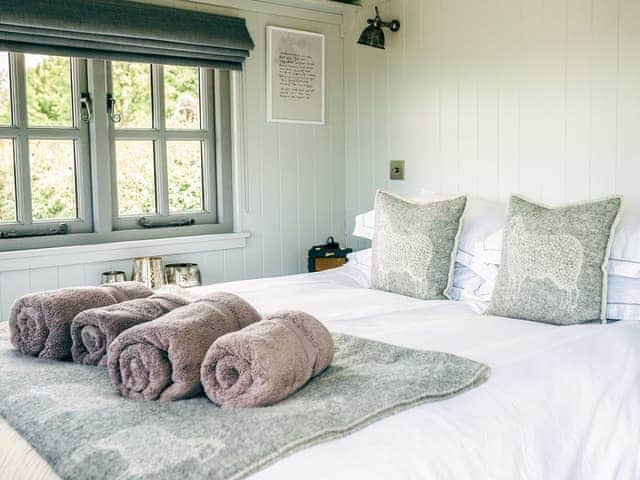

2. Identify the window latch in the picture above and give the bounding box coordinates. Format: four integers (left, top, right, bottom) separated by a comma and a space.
0, 224, 69, 239
106, 94, 122, 123
138, 217, 196, 229
80, 93, 92, 122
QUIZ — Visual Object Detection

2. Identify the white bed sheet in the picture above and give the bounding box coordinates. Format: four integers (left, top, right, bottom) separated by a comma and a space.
2, 266, 639, 479
186, 267, 640, 480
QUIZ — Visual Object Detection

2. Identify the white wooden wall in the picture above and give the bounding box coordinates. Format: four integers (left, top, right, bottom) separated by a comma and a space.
344, 0, 640, 249
241, 8, 346, 280
0, 0, 346, 321
0, 252, 236, 322
7, 0, 638, 319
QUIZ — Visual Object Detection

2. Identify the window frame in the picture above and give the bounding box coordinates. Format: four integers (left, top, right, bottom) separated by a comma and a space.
0, 52, 93, 235
106, 63, 218, 230
0, 54, 235, 253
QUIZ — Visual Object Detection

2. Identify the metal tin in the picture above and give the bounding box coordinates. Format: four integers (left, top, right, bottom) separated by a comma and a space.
132, 256, 166, 289
165, 263, 202, 288
101, 271, 127, 284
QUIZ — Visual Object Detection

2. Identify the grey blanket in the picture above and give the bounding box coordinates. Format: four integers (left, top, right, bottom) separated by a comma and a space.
9, 282, 153, 360
202, 310, 334, 407
71, 293, 190, 366
0, 323, 490, 480
108, 292, 261, 401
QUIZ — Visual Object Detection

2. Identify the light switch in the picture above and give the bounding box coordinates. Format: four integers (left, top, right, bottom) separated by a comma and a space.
390, 160, 404, 180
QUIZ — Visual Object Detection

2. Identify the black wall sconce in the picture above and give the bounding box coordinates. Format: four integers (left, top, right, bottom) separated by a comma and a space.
357, 6, 401, 49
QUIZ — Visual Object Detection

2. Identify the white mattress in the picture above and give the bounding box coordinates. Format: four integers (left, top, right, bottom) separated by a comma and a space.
3, 266, 640, 479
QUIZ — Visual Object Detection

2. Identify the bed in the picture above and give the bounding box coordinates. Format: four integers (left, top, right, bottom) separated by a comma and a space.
1, 263, 639, 479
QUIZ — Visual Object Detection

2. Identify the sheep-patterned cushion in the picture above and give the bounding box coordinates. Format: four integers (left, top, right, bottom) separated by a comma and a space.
486, 195, 622, 324
371, 191, 467, 300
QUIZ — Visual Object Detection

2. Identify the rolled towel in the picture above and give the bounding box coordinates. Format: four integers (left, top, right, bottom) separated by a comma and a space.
201, 310, 334, 408
9, 282, 153, 360
71, 293, 190, 366
108, 292, 261, 401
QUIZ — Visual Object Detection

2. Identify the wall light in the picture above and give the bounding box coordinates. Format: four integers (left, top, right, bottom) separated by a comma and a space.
357, 6, 401, 49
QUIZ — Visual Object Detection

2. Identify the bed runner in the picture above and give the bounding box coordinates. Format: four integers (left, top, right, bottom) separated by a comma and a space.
0, 323, 489, 480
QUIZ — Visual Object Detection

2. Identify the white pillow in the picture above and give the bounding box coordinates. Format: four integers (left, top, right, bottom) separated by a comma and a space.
447, 265, 640, 320
607, 276, 640, 320
347, 248, 372, 268
454, 198, 506, 264
348, 241, 639, 321
481, 229, 505, 266
480, 218, 640, 279
352, 190, 452, 240
449, 264, 493, 303
352, 191, 506, 280
346, 248, 494, 303
476, 240, 640, 320
608, 304, 640, 321
454, 267, 640, 317
609, 218, 640, 278
352, 209, 376, 240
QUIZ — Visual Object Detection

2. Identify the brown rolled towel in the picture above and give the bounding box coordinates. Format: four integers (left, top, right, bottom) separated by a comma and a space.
9, 282, 153, 360
71, 293, 190, 366
201, 310, 334, 408
108, 292, 261, 401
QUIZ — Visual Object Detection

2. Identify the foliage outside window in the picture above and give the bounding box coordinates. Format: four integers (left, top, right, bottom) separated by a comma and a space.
110, 61, 214, 229
0, 53, 89, 234
0, 51, 221, 245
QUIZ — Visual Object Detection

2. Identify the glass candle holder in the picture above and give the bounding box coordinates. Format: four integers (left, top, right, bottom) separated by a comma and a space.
165, 263, 202, 288
101, 271, 127, 284
132, 256, 166, 289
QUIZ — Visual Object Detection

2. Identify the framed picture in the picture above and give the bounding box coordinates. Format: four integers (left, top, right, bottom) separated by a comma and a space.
266, 26, 325, 125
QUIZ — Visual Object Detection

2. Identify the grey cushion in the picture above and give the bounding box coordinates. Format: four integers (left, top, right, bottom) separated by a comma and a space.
486, 195, 622, 324
371, 191, 467, 300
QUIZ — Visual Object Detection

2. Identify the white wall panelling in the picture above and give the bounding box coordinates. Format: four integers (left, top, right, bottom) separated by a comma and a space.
8, 0, 637, 320
0, 0, 346, 321
343, 0, 640, 248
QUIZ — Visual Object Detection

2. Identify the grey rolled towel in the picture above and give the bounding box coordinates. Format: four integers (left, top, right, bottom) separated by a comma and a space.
71, 293, 190, 366
201, 310, 334, 408
108, 292, 261, 401
9, 282, 153, 360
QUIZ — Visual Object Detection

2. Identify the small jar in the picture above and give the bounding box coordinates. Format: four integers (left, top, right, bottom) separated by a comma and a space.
101, 271, 127, 284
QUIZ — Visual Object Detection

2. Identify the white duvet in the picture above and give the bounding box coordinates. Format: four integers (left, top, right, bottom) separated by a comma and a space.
186, 266, 640, 480
2, 266, 639, 480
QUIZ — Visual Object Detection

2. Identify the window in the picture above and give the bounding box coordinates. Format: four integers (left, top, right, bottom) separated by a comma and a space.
108, 62, 216, 230
0, 52, 92, 234
0, 52, 232, 250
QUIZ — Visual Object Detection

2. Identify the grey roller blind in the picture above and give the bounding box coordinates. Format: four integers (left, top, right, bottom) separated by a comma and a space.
0, 0, 254, 70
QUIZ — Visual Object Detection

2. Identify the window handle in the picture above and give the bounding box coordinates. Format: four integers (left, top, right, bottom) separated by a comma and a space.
106, 94, 122, 123
80, 93, 92, 122
0, 224, 68, 239
138, 217, 196, 229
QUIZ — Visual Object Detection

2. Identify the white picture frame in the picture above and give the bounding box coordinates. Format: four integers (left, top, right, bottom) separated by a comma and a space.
266, 26, 325, 125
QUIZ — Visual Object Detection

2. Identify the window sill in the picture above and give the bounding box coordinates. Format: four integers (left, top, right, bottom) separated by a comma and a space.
0, 232, 250, 272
